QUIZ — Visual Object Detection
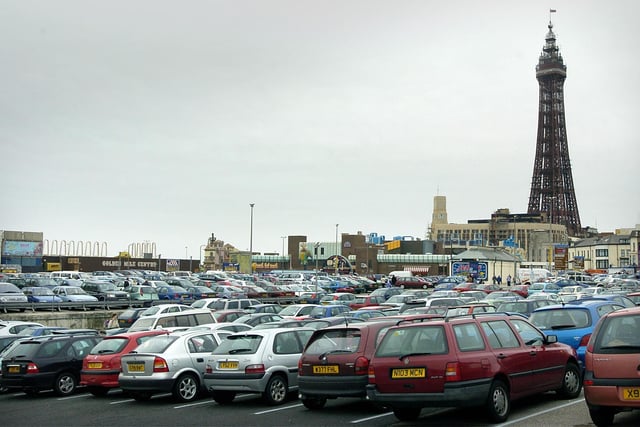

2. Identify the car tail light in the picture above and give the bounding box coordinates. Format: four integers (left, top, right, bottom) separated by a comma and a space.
354, 356, 369, 375
445, 362, 461, 381
26, 363, 39, 374
367, 365, 376, 383
153, 357, 169, 372
297, 359, 304, 374
579, 334, 591, 348
205, 364, 213, 374
245, 364, 265, 374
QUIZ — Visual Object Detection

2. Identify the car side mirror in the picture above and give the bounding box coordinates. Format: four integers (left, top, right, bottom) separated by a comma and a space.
545, 334, 558, 344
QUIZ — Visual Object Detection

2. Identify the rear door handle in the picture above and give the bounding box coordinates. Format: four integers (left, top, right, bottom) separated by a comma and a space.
197, 358, 204, 362
497, 353, 507, 359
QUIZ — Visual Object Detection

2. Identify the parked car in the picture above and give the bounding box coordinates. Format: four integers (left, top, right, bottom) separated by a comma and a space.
155, 284, 191, 301
369, 287, 403, 301
495, 299, 554, 317
298, 320, 397, 409
308, 304, 351, 319
277, 304, 321, 319
184, 286, 218, 300
528, 299, 624, 365
119, 329, 227, 402
0, 333, 102, 396
0, 282, 29, 309
52, 286, 99, 303
298, 291, 325, 304
117, 308, 149, 329
0, 321, 45, 336
232, 313, 284, 327
583, 306, 640, 426
244, 304, 283, 314
124, 285, 159, 307
365, 313, 582, 423
81, 281, 130, 306
22, 287, 63, 304
204, 327, 314, 405
129, 308, 215, 332
211, 310, 246, 323
80, 330, 168, 396
141, 304, 193, 316
207, 298, 261, 312
528, 282, 562, 295
304, 317, 366, 330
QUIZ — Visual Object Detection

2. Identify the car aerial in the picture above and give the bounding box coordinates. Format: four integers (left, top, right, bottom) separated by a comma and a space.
298, 320, 397, 409
22, 287, 63, 304
528, 299, 624, 365
52, 286, 99, 303
119, 329, 227, 402
232, 313, 284, 327
0, 282, 29, 310
0, 333, 102, 396
583, 306, 640, 426
203, 327, 314, 405
80, 330, 168, 396
365, 313, 582, 423
124, 285, 159, 307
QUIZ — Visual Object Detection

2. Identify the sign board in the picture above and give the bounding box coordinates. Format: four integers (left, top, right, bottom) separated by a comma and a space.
452, 261, 488, 280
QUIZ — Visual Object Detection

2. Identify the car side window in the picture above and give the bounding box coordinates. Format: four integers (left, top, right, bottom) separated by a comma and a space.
481, 320, 520, 349
274, 331, 301, 354
510, 319, 545, 346
597, 304, 619, 317
37, 341, 65, 358
453, 323, 485, 351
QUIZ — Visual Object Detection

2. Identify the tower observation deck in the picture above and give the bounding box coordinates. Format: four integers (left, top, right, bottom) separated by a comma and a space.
527, 20, 582, 236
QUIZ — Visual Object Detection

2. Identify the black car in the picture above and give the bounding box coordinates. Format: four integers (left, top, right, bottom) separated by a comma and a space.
117, 307, 148, 329
81, 281, 130, 306
1, 333, 102, 396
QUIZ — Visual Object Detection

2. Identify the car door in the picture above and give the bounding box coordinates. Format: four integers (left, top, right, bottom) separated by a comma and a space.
509, 318, 561, 389
186, 333, 219, 379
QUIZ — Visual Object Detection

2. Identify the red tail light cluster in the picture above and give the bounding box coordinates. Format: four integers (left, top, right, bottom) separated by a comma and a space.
579, 334, 591, 348
153, 357, 169, 372
26, 363, 39, 374
354, 356, 369, 375
445, 362, 461, 381
245, 364, 265, 374
367, 366, 376, 383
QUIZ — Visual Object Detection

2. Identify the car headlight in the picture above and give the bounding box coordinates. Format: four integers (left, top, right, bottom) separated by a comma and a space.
107, 293, 115, 298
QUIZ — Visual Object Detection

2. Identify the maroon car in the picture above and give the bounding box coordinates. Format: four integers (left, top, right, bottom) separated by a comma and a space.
298, 320, 397, 409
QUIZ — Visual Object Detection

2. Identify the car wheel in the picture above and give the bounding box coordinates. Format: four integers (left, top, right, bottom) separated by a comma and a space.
131, 391, 152, 401
485, 379, 510, 423
54, 372, 77, 396
173, 373, 199, 402
263, 375, 287, 405
589, 407, 615, 427
88, 386, 109, 397
393, 407, 421, 421
556, 363, 582, 399
301, 397, 327, 410
212, 391, 236, 404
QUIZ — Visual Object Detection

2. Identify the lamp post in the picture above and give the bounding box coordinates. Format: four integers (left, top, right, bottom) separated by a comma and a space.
199, 244, 206, 267
335, 224, 339, 256
281, 236, 286, 270
185, 246, 188, 258
249, 203, 255, 255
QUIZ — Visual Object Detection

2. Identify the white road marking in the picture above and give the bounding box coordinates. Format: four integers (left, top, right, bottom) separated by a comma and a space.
253, 403, 303, 414
174, 400, 213, 409
350, 412, 393, 423
497, 397, 585, 427
57, 393, 90, 401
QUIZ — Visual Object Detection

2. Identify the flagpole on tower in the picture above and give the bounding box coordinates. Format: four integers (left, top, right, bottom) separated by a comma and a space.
549, 8, 557, 23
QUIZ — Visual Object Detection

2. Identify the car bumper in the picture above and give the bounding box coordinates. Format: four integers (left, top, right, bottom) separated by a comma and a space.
118, 376, 175, 393
584, 371, 640, 408
298, 374, 368, 398
1, 373, 55, 391
203, 372, 267, 393
365, 379, 491, 408
80, 370, 120, 388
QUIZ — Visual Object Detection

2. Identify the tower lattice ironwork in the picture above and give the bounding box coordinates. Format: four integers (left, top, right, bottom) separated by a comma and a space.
527, 20, 582, 236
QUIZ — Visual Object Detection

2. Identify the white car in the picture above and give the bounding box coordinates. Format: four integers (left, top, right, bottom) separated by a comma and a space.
0, 321, 44, 336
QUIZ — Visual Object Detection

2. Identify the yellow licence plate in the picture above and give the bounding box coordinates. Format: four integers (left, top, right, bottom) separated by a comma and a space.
127, 363, 145, 372
8, 365, 20, 374
622, 387, 640, 401
219, 361, 238, 369
313, 365, 339, 374
391, 368, 426, 379
87, 362, 103, 369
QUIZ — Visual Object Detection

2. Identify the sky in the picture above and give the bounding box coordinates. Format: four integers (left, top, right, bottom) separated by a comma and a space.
1, 0, 639, 260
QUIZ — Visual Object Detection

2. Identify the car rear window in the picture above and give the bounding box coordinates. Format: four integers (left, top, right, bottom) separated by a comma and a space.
593, 314, 640, 353
90, 337, 128, 354
305, 329, 362, 355
213, 335, 263, 355
135, 335, 178, 353
376, 325, 447, 357
529, 309, 590, 329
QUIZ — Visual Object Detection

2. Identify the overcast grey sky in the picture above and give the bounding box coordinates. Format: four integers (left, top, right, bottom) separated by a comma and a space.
2, 0, 639, 260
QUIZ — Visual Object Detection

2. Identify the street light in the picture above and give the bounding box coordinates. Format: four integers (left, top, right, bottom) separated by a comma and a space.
185, 246, 188, 259
335, 224, 339, 256
281, 236, 287, 270
250, 203, 255, 255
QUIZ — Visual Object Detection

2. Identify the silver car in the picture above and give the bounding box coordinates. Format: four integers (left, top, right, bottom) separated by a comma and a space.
119, 330, 227, 402
203, 327, 314, 405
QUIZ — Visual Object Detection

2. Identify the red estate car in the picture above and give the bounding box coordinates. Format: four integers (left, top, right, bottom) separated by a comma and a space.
80, 330, 168, 396
365, 313, 582, 423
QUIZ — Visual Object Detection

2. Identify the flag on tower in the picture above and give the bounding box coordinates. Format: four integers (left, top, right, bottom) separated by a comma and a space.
550, 9, 557, 13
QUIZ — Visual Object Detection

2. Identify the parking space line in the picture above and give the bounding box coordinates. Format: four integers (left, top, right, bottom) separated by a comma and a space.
110, 398, 135, 405
57, 393, 90, 401
497, 397, 584, 427
174, 400, 213, 409
350, 412, 393, 423
253, 403, 303, 414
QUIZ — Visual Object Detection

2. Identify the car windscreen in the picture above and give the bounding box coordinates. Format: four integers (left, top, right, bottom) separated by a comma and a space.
376, 325, 448, 357
134, 335, 178, 353
212, 334, 263, 355
304, 329, 362, 355
90, 337, 129, 354
594, 314, 640, 352
529, 309, 590, 329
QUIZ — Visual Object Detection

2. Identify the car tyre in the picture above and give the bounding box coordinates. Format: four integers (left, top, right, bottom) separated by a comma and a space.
131, 391, 152, 401
556, 363, 581, 399
212, 391, 236, 404
589, 407, 615, 427
301, 397, 327, 410
393, 407, 421, 421
263, 374, 287, 405
54, 372, 77, 396
485, 379, 510, 423
173, 373, 199, 402
88, 386, 109, 397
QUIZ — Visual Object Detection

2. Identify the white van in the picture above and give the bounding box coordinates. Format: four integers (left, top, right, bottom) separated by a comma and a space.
50, 271, 82, 280
388, 270, 413, 278
128, 308, 215, 332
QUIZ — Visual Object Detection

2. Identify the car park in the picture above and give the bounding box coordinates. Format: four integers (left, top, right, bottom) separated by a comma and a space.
583, 306, 640, 426
52, 286, 99, 303
298, 320, 397, 409
495, 299, 554, 317
277, 304, 320, 319
124, 285, 159, 306
0, 321, 45, 336
528, 299, 624, 365
81, 281, 130, 306
204, 327, 314, 405
0, 333, 102, 396
128, 308, 216, 332
80, 330, 168, 396
365, 313, 582, 422
232, 313, 284, 327
119, 329, 227, 402
22, 287, 63, 304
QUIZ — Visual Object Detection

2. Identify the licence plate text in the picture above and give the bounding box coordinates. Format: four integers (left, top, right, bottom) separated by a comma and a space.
219, 361, 238, 369
8, 365, 20, 374
87, 362, 103, 369
622, 387, 640, 401
391, 368, 426, 379
127, 363, 145, 372
313, 365, 339, 374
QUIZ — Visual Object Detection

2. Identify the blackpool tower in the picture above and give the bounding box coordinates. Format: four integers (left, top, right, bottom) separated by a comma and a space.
527, 19, 582, 236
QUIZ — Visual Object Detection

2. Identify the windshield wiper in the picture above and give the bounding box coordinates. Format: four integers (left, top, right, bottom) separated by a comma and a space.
399, 352, 432, 361
229, 348, 253, 354
318, 349, 351, 360
550, 324, 575, 329
98, 349, 115, 354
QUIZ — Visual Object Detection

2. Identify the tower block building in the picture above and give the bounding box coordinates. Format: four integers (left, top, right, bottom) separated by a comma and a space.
527, 20, 582, 236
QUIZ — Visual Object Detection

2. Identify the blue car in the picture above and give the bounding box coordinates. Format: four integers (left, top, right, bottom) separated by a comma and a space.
529, 299, 624, 365
22, 287, 63, 303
